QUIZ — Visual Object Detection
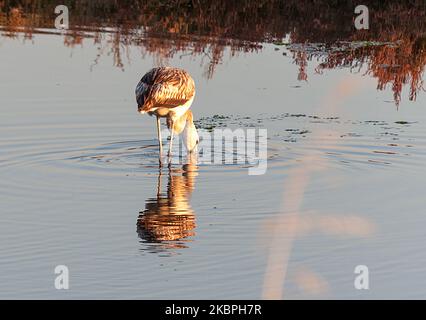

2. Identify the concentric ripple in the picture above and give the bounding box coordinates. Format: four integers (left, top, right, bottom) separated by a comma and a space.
1, 115, 425, 177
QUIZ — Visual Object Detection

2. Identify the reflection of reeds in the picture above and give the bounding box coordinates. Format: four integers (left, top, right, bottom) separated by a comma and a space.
1, 1, 425, 42
1, 1, 425, 101
0, 6, 33, 38
313, 39, 426, 106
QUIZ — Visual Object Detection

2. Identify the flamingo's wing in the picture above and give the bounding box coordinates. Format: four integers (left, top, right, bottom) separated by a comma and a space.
136, 67, 195, 112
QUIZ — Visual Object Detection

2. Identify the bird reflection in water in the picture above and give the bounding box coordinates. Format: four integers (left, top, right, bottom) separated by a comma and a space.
137, 161, 198, 252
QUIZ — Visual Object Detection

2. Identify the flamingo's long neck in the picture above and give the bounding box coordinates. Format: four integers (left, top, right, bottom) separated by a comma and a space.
169, 110, 191, 135
182, 110, 199, 153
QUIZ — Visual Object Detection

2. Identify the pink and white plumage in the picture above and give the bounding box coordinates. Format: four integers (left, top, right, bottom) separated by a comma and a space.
136, 67, 199, 166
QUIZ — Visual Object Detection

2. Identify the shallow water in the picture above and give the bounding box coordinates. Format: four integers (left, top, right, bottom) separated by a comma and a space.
1, 22, 426, 299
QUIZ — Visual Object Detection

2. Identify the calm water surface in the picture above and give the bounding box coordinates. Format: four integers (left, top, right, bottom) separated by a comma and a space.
1, 22, 426, 298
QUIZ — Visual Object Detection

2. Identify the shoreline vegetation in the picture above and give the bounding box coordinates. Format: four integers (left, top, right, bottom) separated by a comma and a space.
1, 0, 425, 105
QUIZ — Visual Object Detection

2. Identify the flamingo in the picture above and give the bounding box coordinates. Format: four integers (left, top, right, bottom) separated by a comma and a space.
135, 67, 199, 166
137, 163, 198, 245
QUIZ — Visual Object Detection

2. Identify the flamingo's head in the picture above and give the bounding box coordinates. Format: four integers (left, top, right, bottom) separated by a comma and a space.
183, 111, 199, 153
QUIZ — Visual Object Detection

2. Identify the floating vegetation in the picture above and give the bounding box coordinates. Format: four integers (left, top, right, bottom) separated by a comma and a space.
193, 112, 416, 147
394, 121, 416, 125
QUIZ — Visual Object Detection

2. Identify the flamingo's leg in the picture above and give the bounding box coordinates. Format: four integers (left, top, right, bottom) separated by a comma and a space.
156, 116, 163, 166
168, 120, 175, 167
